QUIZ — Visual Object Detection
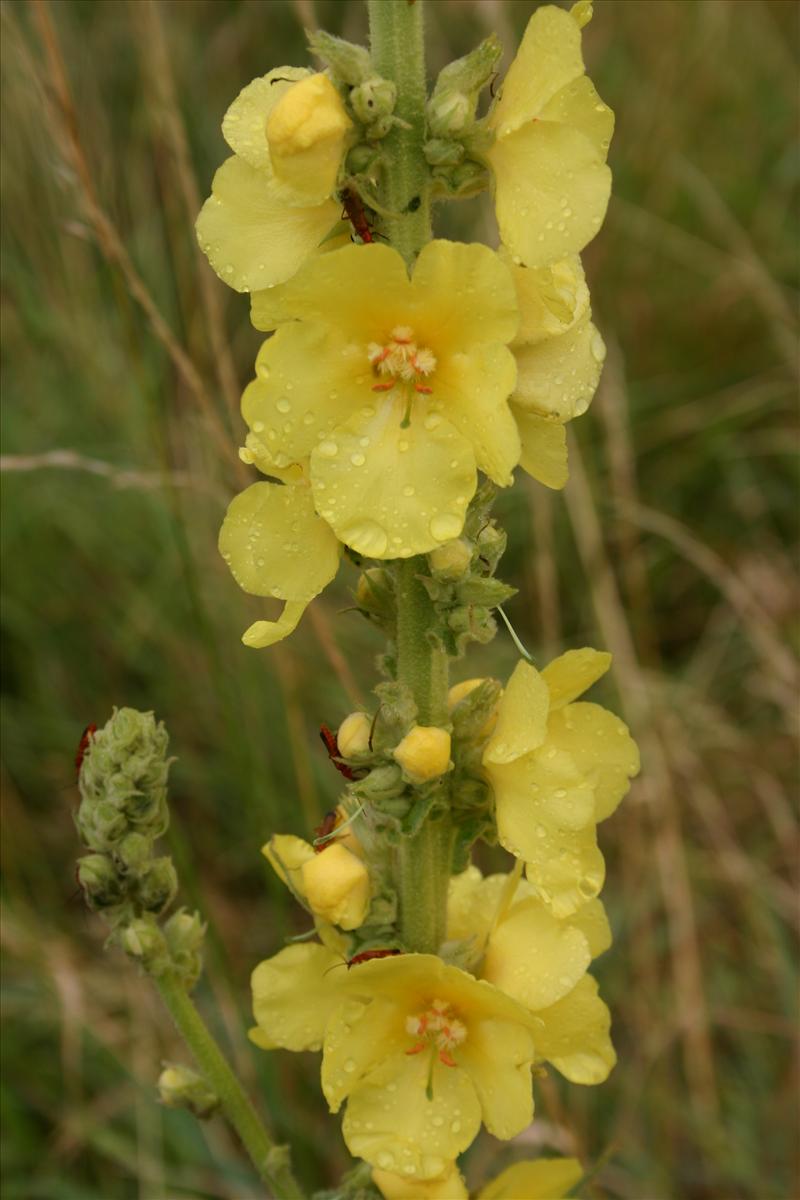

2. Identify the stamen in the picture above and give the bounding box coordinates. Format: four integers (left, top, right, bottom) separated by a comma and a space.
366, 326, 438, 421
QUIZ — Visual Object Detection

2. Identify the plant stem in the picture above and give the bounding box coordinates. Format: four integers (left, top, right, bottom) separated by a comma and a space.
155, 971, 305, 1199
368, 0, 432, 261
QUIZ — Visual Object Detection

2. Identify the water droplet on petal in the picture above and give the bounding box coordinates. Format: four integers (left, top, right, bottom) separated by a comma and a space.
430, 513, 462, 542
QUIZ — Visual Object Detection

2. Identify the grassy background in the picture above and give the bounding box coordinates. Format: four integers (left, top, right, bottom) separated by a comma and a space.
1, 0, 798, 1197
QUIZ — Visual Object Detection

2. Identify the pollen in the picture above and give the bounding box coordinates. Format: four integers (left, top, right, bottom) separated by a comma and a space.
367, 326, 437, 397
404, 998, 467, 1067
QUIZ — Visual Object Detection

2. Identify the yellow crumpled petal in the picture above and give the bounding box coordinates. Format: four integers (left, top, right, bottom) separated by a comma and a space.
373, 1160, 468, 1200
222, 68, 309, 172
262, 833, 314, 900
484, 660, 550, 765
300, 842, 370, 931
507, 254, 590, 347
242, 600, 308, 648
513, 314, 606, 421
542, 647, 611, 709
524, 820, 606, 918
251, 943, 344, 1051
310, 399, 476, 559
266, 73, 353, 204
547, 702, 640, 822
219, 480, 341, 602
342, 1050, 482, 1181
535, 974, 616, 1083
513, 409, 568, 489
195, 155, 339, 294
478, 1157, 583, 1200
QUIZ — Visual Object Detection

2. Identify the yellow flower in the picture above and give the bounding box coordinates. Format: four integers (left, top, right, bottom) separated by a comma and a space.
478, 1157, 583, 1200
448, 866, 616, 1084
338, 711, 373, 757
394, 726, 452, 784
482, 650, 639, 917
250, 947, 538, 1179
218, 468, 342, 648
483, 4, 614, 268
263, 833, 369, 932
507, 253, 606, 489
374, 1160, 467, 1200
246, 239, 519, 557
196, 69, 347, 294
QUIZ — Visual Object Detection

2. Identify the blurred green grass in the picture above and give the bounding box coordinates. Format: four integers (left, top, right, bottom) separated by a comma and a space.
1, 0, 798, 1197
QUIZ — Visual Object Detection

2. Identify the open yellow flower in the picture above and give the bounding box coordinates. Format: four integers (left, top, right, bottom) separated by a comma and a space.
507, 253, 606, 489
448, 866, 616, 1085
483, 649, 639, 916
246, 239, 519, 557
196, 68, 349, 293
218, 467, 341, 648
250, 947, 537, 1180
483, 4, 614, 268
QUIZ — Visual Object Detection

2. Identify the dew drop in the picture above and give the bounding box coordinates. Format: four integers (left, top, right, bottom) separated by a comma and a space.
276, 397, 291, 413
429, 513, 462, 542
317, 440, 338, 458
252, 420, 265, 433
343, 1058, 356, 1073
350, 452, 366, 466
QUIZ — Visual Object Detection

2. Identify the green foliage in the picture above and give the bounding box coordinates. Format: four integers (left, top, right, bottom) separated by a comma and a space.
1, 1, 797, 1198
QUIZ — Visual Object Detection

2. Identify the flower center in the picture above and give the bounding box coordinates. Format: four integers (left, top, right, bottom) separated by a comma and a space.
367, 326, 437, 424
405, 997, 467, 1070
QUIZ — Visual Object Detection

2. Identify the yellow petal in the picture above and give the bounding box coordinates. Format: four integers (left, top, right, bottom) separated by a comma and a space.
546, 702, 640, 822
488, 123, 612, 269
484, 660, 550, 765
310, 400, 476, 559
436, 343, 520, 486
242, 328, 363, 465
513, 409, 568, 489
262, 833, 314, 900
488, 749, 596, 855
524, 821, 606, 919
222, 68, 309, 171
507, 254, 589, 347
478, 1157, 583, 1200
540, 73, 614, 159
241, 600, 307, 648
482, 896, 591, 1010
249, 234, 353, 331
571, 897, 612, 959
300, 842, 371, 931
489, 6, 585, 139
541, 648, 611, 709
195, 155, 339, 293
513, 315, 606, 420
447, 866, 496, 944
374, 1161, 468, 1200
266, 73, 353, 203
458, 1017, 534, 1139
535, 975, 615, 1083
218, 481, 341, 601
411, 240, 519, 349
342, 1051, 482, 1180
321, 995, 402, 1112
251, 943, 343, 1050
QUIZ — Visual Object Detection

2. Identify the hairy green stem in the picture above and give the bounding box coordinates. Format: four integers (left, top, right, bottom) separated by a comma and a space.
156, 972, 305, 1199
368, 0, 432, 260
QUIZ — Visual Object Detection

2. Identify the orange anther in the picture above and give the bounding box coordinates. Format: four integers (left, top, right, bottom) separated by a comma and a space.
405, 1042, 426, 1056
372, 381, 395, 392
438, 1051, 457, 1068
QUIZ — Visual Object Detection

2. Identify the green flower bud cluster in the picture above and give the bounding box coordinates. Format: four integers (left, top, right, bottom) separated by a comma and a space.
75, 708, 204, 989
425, 36, 501, 197
158, 1063, 219, 1119
308, 30, 401, 145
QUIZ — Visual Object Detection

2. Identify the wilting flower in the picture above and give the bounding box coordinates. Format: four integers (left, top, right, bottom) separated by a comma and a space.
250, 946, 537, 1179
482, 649, 639, 916
483, 3, 614, 268
218, 464, 341, 647
246, 239, 519, 557
196, 68, 351, 293
508, 252, 606, 489
264, 833, 370, 932
373, 1159, 468, 1200
448, 866, 616, 1084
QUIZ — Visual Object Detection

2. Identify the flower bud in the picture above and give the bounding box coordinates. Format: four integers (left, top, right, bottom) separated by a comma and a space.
393, 726, 452, 784
349, 76, 397, 125
306, 30, 372, 87
120, 917, 169, 973
266, 73, 352, 199
428, 90, 472, 138
137, 857, 178, 915
337, 712, 372, 757
77, 800, 129, 851
163, 908, 206, 990
115, 832, 152, 873
427, 538, 472, 581
158, 1063, 219, 1119
300, 842, 370, 930
77, 853, 125, 910
571, 0, 594, 28
357, 763, 404, 801
424, 137, 465, 167
346, 143, 382, 176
